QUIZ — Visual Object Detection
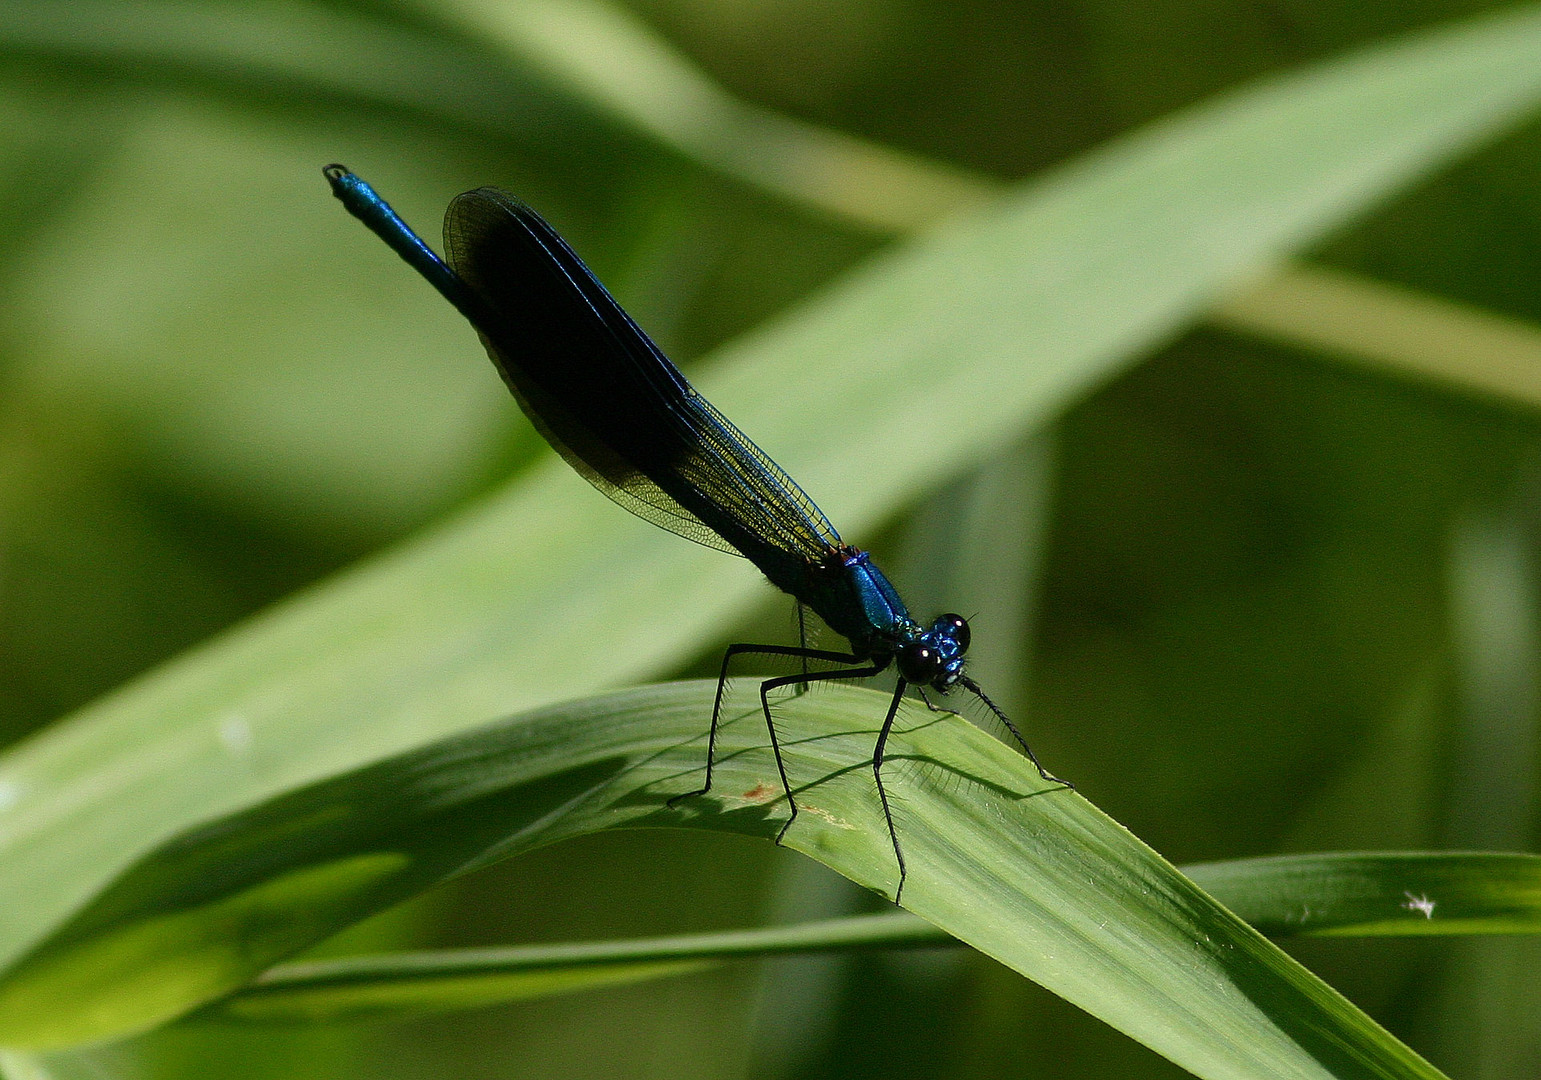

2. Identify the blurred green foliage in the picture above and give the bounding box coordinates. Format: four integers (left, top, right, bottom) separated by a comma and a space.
1, 0, 1540, 1078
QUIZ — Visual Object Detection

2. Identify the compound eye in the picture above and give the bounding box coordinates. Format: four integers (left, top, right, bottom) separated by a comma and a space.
934, 613, 970, 653
898, 643, 943, 684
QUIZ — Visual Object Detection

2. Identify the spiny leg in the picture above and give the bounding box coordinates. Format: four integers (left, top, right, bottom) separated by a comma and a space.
915, 686, 945, 713
958, 675, 1073, 788
871, 679, 910, 903
754, 661, 885, 843
668, 642, 864, 806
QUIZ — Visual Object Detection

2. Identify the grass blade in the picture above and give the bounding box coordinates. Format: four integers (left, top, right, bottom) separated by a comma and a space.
213, 912, 936, 1023
1189, 852, 1541, 937
1212, 263, 1541, 412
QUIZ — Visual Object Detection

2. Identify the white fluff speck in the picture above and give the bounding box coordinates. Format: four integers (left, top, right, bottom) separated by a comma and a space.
218, 715, 254, 754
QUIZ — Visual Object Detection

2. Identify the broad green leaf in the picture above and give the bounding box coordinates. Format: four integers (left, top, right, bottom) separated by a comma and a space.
0, 683, 1447, 1080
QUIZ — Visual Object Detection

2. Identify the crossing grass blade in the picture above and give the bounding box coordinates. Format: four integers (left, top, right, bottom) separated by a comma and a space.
189, 856, 1541, 1022
210, 912, 939, 1023
190, 852, 1541, 1024
1185, 853, 1541, 937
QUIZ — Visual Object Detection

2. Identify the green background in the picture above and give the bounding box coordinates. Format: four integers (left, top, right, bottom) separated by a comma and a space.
1, 0, 1539, 1077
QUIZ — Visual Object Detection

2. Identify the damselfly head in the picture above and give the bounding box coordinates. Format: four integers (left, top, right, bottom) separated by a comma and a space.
897, 613, 971, 689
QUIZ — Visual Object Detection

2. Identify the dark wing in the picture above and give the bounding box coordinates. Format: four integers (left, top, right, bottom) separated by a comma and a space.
443, 187, 841, 564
